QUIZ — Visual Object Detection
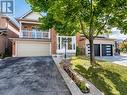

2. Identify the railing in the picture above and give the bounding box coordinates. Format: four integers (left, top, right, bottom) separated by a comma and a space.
19, 30, 50, 39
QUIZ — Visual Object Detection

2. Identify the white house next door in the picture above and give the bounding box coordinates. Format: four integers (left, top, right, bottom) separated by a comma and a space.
57, 36, 76, 54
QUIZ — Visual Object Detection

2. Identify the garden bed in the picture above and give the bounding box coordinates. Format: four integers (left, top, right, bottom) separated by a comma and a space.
62, 62, 90, 94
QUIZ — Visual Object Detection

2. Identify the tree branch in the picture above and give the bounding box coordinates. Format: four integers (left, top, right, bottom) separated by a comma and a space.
93, 12, 111, 39
79, 19, 89, 39
89, 0, 93, 39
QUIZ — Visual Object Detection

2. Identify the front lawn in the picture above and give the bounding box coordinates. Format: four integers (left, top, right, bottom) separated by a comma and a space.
71, 56, 127, 95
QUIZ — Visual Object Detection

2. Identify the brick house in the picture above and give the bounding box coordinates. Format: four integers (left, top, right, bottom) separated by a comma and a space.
11, 11, 115, 57
0, 16, 19, 56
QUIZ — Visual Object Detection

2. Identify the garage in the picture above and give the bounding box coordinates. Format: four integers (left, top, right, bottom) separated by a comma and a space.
94, 44, 100, 56
102, 44, 113, 56
87, 44, 113, 56
85, 38, 115, 57
16, 41, 51, 57
86, 44, 100, 56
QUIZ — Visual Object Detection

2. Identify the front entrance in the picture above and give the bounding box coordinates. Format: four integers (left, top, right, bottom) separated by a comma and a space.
57, 36, 76, 54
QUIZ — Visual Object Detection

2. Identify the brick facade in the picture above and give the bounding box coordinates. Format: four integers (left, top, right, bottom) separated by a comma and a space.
76, 33, 86, 54
0, 16, 19, 55
51, 28, 57, 54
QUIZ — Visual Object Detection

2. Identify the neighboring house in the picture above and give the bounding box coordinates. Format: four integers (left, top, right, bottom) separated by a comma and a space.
0, 16, 19, 56
77, 33, 115, 57
11, 11, 115, 57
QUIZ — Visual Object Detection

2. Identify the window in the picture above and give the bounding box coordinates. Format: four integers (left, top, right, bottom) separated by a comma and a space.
68, 38, 72, 50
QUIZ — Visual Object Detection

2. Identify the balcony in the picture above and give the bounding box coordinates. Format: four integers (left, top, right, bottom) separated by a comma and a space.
19, 30, 50, 39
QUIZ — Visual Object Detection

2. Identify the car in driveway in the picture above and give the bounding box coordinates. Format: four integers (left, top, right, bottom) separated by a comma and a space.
0, 57, 71, 95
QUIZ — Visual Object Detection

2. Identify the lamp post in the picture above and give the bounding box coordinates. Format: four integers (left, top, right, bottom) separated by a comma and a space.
63, 38, 68, 61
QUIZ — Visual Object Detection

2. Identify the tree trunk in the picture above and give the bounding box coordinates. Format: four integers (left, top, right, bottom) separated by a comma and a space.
89, 38, 96, 66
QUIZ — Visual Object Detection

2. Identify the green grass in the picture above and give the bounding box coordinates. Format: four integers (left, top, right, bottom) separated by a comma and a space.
71, 56, 127, 95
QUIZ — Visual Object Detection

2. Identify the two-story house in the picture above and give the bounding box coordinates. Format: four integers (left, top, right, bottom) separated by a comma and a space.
11, 11, 115, 57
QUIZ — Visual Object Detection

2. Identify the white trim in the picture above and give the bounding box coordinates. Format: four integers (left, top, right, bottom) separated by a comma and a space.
20, 21, 41, 24
19, 10, 32, 19
50, 43, 51, 55
100, 44, 102, 57
15, 41, 18, 57
56, 36, 76, 54
48, 29, 51, 39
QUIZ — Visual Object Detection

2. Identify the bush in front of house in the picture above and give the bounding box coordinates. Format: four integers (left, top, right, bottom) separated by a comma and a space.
0, 53, 5, 59
76, 46, 81, 56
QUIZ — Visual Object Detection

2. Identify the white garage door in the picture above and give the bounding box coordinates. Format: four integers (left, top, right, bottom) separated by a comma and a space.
17, 41, 51, 57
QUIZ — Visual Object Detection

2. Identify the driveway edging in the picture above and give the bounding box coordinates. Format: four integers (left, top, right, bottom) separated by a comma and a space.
53, 57, 90, 95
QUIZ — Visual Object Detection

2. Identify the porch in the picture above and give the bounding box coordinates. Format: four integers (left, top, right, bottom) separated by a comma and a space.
56, 36, 76, 54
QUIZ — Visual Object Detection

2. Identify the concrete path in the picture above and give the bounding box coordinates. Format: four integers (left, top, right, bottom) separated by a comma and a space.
96, 55, 127, 66
0, 57, 71, 95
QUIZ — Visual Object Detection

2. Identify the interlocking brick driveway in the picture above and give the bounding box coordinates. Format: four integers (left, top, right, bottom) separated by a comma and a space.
0, 57, 71, 95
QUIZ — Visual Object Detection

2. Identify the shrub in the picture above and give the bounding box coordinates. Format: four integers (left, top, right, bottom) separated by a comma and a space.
63, 64, 90, 93
76, 46, 81, 56
0, 53, 5, 59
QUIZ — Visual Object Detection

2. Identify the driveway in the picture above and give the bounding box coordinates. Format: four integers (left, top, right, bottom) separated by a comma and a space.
0, 57, 71, 95
96, 55, 127, 66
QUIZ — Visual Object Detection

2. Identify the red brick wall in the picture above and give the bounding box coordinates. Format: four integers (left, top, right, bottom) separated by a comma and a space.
0, 17, 7, 29
0, 17, 19, 55
0, 37, 5, 54
76, 33, 86, 54
51, 28, 57, 54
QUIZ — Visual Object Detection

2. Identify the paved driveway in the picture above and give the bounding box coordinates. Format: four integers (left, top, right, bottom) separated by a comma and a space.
96, 55, 127, 66
0, 57, 71, 95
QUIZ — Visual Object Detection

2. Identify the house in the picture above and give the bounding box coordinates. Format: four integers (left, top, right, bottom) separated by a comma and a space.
11, 11, 115, 57
77, 33, 115, 57
0, 16, 19, 56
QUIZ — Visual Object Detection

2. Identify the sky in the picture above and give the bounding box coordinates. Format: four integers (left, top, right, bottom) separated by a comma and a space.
14, 0, 31, 18
6, 0, 127, 40
110, 28, 127, 40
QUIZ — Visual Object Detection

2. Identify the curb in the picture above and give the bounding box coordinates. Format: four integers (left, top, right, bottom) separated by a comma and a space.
53, 57, 104, 95
53, 57, 91, 95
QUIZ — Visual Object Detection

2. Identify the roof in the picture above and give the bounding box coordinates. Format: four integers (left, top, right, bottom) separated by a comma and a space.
17, 10, 43, 22
19, 10, 33, 19
0, 15, 19, 30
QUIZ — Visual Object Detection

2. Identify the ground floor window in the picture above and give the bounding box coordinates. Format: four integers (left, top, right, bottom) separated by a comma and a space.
57, 36, 76, 53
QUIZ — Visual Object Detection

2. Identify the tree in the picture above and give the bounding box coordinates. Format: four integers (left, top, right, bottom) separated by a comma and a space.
120, 41, 127, 53
27, 0, 127, 66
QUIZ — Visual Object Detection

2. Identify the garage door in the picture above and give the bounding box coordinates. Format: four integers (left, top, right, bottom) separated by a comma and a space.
17, 41, 51, 57
87, 44, 100, 56
94, 44, 100, 56
102, 44, 113, 56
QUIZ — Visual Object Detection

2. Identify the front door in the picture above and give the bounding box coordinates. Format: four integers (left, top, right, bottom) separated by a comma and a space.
57, 36, 76, 53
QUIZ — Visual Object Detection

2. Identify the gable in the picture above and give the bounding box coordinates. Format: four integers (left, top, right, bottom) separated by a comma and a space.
22, 12, 42, 21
